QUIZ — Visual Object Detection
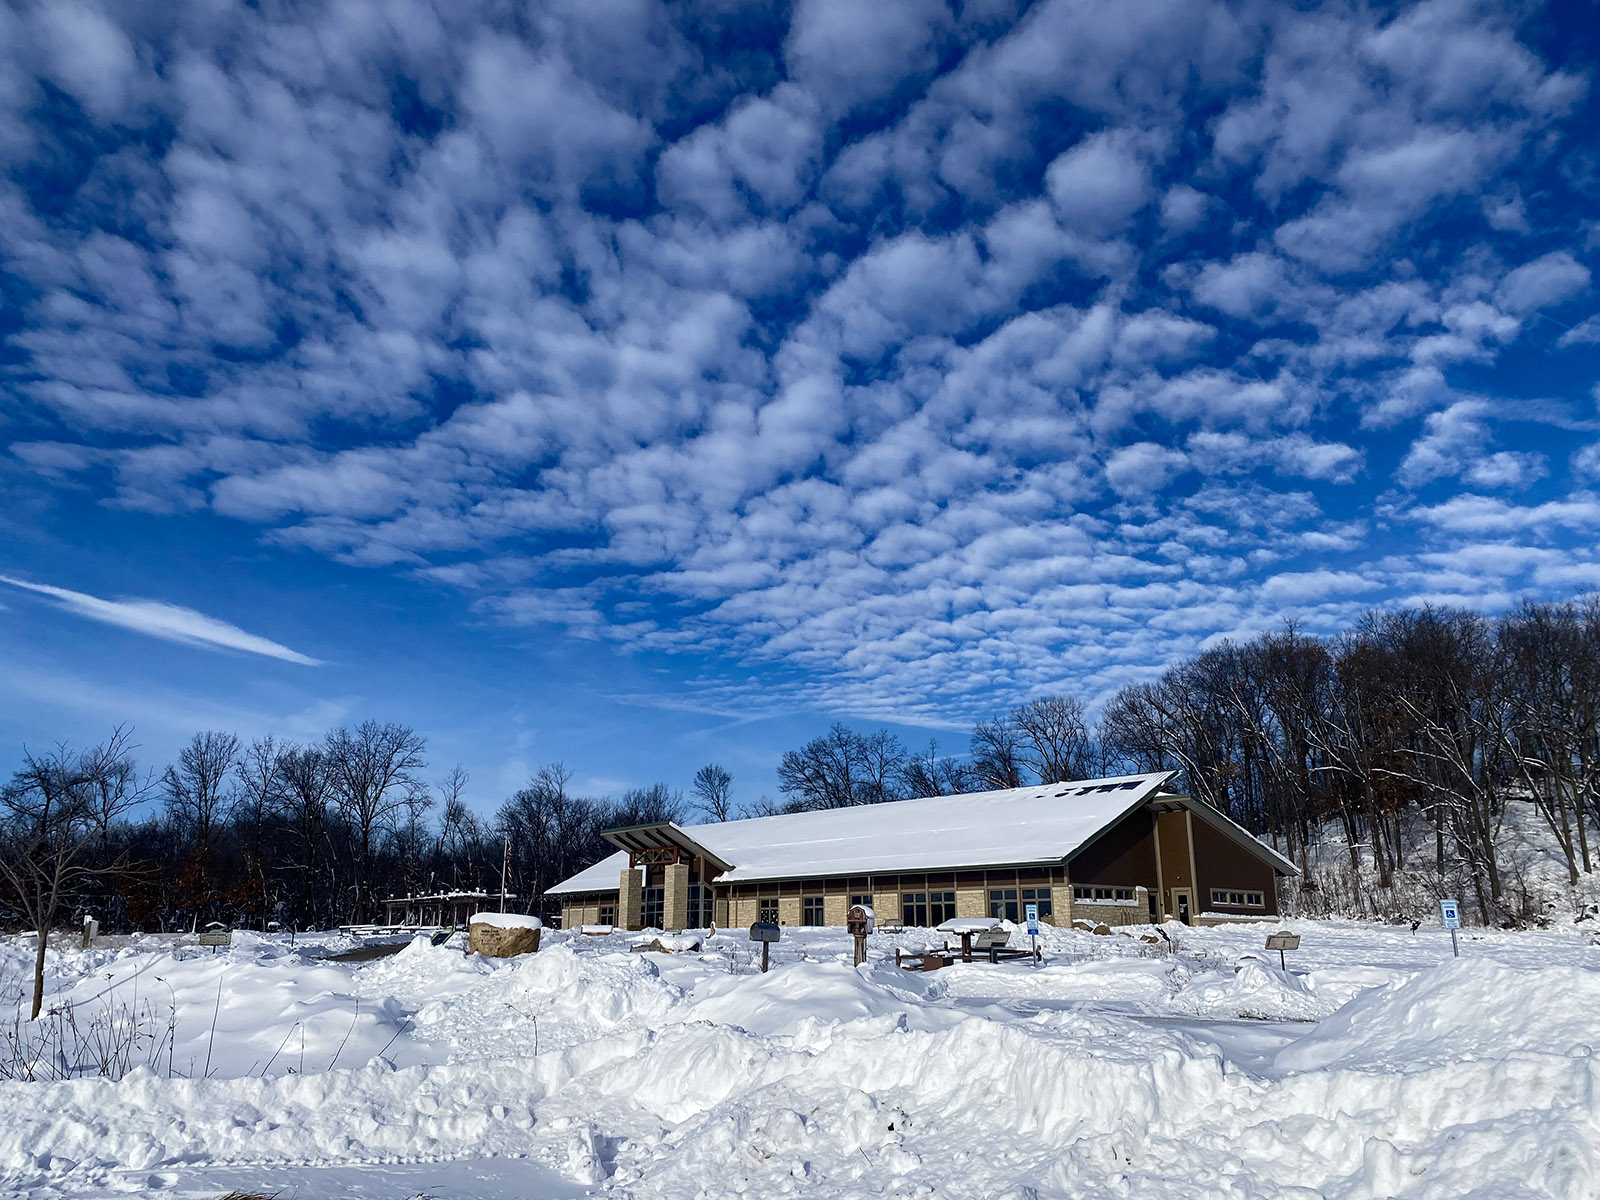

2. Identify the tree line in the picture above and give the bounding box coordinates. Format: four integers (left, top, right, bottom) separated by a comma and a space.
770, 599, 1600, 925
6, 596, 1598, 969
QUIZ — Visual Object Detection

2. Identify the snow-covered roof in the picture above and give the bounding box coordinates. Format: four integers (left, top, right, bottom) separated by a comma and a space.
550, 771, 1239, 894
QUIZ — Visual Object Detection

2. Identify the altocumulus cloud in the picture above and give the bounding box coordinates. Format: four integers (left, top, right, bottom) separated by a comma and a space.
0, 577, 320, 667
2, 0, 1599, 722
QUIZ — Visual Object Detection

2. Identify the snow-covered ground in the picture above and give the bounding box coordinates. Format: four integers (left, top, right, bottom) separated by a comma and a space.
2, 918, 1597, 1199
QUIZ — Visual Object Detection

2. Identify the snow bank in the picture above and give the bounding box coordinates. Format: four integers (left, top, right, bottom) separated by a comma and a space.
3, 924, 1597, 1198
1172, 957, 1339, 1022
1276, 957, 1600, 1073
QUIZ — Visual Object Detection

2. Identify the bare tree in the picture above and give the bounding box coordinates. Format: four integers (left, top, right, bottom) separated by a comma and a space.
324, 721, 426, 922
778, 723, 907, 810
163, 731, 240, 875
611, 782, 687, 826
275, 743, 336, 927
0, 728, 143, 1019
899, 739, 971, 797
234, 736, 283, 929
969, 717, 1026, 790
691, 763, 735, 821
1012, 695, 1096, 783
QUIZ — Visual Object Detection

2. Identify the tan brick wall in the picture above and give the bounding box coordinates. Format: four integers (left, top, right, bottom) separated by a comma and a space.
663, 863, 689, 930
619, 867, 644, 930
823, 894, 849, 926
873, 889, 899, 924
1070, 902, 1142, 928
777, 895, 801, 928
956, 886, 987, 918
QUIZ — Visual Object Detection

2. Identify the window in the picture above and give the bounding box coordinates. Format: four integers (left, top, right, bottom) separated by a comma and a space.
598, 904, 615, 926
802, 896, 825, 926
989, 888, 1019, 921
688, 884, 713, 928
1073, 885, 1134, 903
641, 886, 664, 929
758, 902, 779, 923
902, 892, 928, 926
1021, 887, 1052, 918
849, 893, 873, 911
1210, 889, 1265, 908
929, 891, 956, 925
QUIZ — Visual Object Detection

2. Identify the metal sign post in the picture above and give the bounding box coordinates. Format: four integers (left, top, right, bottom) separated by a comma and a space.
1264, 931, 1300, 970
198, 927, 232, 953
1025, 903, 1040, 965
749, 921, 781, 972
1440, 898, 1461, 957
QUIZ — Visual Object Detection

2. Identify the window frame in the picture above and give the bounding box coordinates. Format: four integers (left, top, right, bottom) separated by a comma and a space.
1209, 888, 1265, 909
988, 887, 1019, 922
901, 891, 929, 926
1020, 886, 1052, 918
801, 895, 825, 926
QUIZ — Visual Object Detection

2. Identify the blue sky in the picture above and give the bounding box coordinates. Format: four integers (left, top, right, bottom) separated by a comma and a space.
2, 0, 1599, 813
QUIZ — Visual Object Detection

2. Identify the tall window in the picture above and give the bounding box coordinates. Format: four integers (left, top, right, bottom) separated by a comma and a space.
802, 896, 825, 925
598, 904, 615, 926
902, 892, 928, 926
758, 901, 779, 923
989, 888, 1019, 921
929, 891, 956, 925
688, 884, 713, 928
1021, 887, 1052, 918
641, 885, 664, 928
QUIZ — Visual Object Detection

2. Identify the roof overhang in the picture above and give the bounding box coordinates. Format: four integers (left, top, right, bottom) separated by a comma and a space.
601, 821, 735, 875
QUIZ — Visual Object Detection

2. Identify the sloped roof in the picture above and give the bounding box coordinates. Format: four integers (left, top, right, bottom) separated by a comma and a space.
548, 770, 1250, 894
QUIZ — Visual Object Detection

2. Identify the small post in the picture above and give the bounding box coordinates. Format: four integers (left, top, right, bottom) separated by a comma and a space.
1278, 946, 1287, 971
501, 835, 510, 913
749, 920, 780, 972
1440, 898, 1461, 958
1025, 903, 1040, 967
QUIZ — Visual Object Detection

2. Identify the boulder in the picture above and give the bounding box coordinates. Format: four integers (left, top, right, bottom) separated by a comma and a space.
468, 913, 543, 957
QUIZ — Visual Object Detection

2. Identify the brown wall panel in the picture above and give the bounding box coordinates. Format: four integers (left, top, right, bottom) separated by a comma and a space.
1069, 808, 1159, 887
1190, 815, 1279, 915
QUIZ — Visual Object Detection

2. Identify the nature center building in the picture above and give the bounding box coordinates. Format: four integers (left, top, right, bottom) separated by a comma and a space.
549, 772, 1297, 931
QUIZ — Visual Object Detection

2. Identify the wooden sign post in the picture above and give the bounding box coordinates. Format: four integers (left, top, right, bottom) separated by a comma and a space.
749, 921, 781, 972
847, 904, 875, 967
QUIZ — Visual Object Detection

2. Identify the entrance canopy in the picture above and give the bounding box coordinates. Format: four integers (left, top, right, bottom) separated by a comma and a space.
602, 821, 735, 874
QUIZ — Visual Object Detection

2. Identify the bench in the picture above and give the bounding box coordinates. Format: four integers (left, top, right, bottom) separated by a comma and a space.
894, 946, 955, 972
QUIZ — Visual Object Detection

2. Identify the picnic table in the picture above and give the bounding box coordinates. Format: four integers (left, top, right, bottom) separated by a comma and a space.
936, 917, 1006, 962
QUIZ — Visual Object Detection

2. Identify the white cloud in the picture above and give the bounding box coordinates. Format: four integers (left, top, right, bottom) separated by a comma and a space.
1044, 128, 1157, 237
0, 0, 1595, 727
1495, 251, 1591, 315
1104, 442, 1188, 496
1557, 315, 1600, 347
784, 0, 950, 117
0, 575, 320, 665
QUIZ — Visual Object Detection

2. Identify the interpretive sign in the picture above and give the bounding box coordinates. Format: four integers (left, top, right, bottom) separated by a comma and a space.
198, 930, 232, 949
1265, 930, 1300, 969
